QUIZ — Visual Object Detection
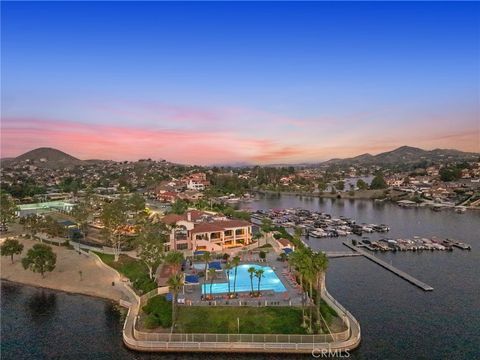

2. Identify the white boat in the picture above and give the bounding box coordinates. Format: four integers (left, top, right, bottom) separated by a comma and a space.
310, 229, 327, 238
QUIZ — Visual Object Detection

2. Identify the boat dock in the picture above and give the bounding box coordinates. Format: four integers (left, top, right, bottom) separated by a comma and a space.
343, 242, 434, 291
324, 251, 363, 258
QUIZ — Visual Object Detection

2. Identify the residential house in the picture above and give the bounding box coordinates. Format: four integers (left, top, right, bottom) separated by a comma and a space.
162, 210, 252, 252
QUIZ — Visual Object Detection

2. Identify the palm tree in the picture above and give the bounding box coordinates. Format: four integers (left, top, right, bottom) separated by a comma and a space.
253, 232, 262, 245
167, 273, 184, 329
165, 251, 184, 274
302, 254, 315, 334
231, 255, 240, 296
255, 269, 264, 296
313, 252, 329, 327
225, 262, 232, 295
248, 266, 256, 295
208, 268, 216, 299
289, 249, 308, 328
202, 251, 211, 282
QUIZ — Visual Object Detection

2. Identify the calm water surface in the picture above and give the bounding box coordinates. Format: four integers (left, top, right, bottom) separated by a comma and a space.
1, 194, 479, 359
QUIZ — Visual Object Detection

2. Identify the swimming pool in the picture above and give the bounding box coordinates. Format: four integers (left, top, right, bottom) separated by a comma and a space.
201, 264, 286, 294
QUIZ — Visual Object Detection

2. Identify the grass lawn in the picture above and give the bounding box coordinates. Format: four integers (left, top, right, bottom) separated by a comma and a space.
175, 306, 307, 334
94, 252, 157, 294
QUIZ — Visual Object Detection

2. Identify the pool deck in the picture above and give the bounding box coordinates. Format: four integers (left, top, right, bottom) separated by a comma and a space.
181, 253, 306, 306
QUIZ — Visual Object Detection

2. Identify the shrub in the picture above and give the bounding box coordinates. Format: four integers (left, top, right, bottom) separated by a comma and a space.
142, 295, 172, 328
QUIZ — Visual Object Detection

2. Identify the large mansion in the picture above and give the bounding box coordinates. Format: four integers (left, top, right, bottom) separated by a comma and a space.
162, 210, 252, 252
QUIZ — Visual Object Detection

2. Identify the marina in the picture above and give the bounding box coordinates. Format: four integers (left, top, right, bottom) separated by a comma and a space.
352, 237, 471, 253
251, 207, 472, 253
251, 208, 391, 238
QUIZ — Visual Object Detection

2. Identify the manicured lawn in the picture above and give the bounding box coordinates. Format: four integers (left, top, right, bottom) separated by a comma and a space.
175, 306, 307, 334
94, 252, 157, 294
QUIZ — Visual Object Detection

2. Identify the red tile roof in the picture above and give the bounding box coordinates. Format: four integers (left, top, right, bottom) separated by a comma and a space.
191, 219, 251, 234
162, 210, 210, 225
277, 238, 293, 247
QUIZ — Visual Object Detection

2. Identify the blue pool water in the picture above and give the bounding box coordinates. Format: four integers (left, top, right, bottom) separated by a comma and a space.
201, 264, 286, 294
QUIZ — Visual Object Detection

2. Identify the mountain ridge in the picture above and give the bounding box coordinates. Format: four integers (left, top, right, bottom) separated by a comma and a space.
321, 146, 478, 167
2, 145, 478, 168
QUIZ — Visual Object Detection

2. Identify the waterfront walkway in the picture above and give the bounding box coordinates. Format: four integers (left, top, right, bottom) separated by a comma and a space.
121, 286, 361, 354
343, 242, 434, 291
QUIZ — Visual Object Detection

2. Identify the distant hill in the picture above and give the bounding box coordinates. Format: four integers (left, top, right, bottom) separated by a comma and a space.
4, 147, 82, 168
322, 146, 479, 167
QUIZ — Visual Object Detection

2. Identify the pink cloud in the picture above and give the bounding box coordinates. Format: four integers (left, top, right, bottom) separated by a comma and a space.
1, 114, 478, 165
0, 118, 316, 164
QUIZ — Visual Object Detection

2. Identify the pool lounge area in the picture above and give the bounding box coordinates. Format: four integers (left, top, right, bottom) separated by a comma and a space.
201, 264, 286, 294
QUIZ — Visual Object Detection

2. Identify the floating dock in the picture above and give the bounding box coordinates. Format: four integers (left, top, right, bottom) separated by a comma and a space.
324, 251, 363, 258
343, 242, 434, 291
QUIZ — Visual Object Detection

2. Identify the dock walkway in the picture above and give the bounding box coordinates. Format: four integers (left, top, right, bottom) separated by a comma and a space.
325, 251, 363, 258
343, 242, 434, 291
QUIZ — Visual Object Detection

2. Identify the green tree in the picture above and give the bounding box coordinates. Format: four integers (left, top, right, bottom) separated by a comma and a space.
71, 200, 90, 242
335, 181, 345, 191
259, 250, 266, 260
318, 181, 327, 193
128, 193, 146, 214
0, 238, 24, 263
0, 191, 18, 230
22, 243, 56, 278
259, 218, 273, 246
167, 273, 183, 328
165, 250, 184, 274
253, 232, 262, 244
289, 248, 309, 328
255, 268, 264, 296
370, 173, 388, 189
356, 179, 368, 190
260, 218, 273, 233
59, 177, 82, 195
22, 215, 40, 239
313, 252, 329, 327
171, 199, 188, 215
248, 266, 256, 295
304, 261, 315, 334
136, 222, 167, 279
439, 167, 462, 182
100, 197, 128, 261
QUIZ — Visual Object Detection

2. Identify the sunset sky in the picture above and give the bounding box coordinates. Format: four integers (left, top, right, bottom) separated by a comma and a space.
1, 1, 479, 165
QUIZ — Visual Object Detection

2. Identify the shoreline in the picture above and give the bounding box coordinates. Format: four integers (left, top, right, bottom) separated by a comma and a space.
253, 190, 480, 210
0, 236, 127, 303
0, 278, 117, 303
255, 189, 398, 200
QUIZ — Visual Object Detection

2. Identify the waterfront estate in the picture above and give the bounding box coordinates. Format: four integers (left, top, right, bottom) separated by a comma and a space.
163, 210, 252, 252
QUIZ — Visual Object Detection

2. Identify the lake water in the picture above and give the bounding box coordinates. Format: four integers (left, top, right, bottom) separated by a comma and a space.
2, 194, 479, 359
